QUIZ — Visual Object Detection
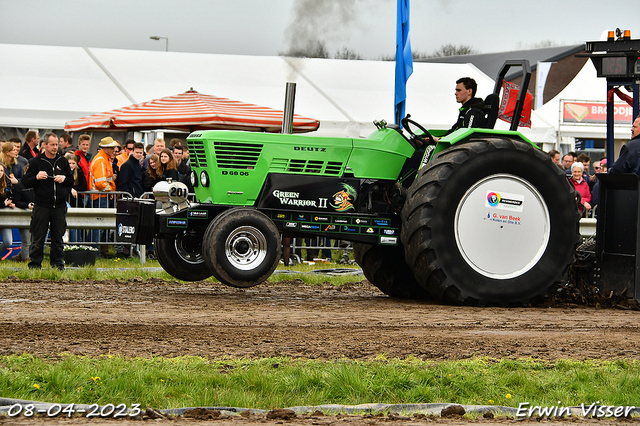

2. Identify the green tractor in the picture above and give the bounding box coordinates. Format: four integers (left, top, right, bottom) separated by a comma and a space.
117, 61, 581, 306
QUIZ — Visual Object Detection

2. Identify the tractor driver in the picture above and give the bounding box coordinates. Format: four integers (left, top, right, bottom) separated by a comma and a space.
446, 77, 485, 134
432, 77, 485, 142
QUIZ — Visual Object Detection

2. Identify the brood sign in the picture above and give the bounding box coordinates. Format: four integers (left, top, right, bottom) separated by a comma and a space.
562, 101, 634, 124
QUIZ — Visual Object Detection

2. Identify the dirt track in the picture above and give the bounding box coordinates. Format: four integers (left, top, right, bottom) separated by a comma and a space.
1, 276, 640, 425
1, 276, 640, 360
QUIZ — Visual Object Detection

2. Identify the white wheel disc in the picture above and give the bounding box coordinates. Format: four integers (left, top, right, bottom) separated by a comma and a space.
454, 174, 550, 279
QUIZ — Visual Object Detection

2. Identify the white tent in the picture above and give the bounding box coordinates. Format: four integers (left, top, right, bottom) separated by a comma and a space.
535, 61, 634, 152
0, 44, 133, 129
0, 43, 556, 143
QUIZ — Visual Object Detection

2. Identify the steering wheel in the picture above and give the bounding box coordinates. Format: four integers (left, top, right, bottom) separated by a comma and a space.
401, 115, 434, 148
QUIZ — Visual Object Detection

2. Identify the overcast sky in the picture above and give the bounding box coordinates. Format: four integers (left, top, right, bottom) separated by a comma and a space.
1, 0, 638, 59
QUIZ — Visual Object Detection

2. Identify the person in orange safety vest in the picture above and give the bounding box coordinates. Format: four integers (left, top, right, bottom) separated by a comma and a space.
90, 137, 118, 201
90, 137, 118, 257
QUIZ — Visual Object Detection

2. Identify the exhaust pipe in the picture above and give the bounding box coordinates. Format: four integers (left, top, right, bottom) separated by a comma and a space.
281, 82, 296, 134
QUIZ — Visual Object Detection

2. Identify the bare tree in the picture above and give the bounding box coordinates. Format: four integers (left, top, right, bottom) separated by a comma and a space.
377, 52, 428, 61
335, 47, 363, 60
378, 53, 395, 61
412, 51, 430, 60
377, 44, 478, 61
430, 44, 479, 57
517, 40, 561, 49
281, 40, 329, 58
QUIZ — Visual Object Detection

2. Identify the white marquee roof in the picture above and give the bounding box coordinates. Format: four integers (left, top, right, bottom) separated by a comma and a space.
0, 43, 554, 143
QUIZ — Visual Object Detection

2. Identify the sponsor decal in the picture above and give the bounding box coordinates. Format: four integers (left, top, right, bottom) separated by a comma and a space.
486, 212, 522, 225
487, 192, 501, 207
354, 218, 370, 225
313, 216, 331, 222
167, 219, 187, 227
284, 222, 298, 229
301, 223, 321, 231
341, 225, 359, 233
380, 236, 397, 245
117, 223, 135, 236
188, 210, 207, 218
296, 214, 309, 221
372, 218, 390, 227
420, 145, 436, 169
331, 183, 357, 212
381, 228, 397, 236
361, 227, 376, 234
323, 224, 336, 231
485, 191, 524, 212
333, 217, 350, 224
274, 212, 289, 220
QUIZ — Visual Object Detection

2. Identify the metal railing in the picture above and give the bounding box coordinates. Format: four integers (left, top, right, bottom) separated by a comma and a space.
2, 207, 115, 229
68, 190, 133, 208
0, 191, 147, 262
63, 191, 131, 251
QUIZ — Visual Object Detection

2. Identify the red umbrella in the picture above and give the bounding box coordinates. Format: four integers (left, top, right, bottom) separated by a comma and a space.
64, 89, 319, 133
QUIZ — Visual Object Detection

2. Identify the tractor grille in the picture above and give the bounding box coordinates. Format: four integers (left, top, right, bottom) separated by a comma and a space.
324, 161, 343, 175
270, 159, 343, 175
214, 142, 263, 169
187, 140, 207, 168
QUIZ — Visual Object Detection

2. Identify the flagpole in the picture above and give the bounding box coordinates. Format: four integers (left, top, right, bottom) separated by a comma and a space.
394, 0, 413, 127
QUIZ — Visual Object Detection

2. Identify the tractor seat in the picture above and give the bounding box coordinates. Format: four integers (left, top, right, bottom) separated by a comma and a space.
482, 93, 500, 129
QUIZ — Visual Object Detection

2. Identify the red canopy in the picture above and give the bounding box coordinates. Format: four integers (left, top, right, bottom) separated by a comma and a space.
64, 90, 320, 133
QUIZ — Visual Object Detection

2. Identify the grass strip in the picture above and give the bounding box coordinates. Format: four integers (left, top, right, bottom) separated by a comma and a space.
0, 355, 638, 410
0, 257, 362, 286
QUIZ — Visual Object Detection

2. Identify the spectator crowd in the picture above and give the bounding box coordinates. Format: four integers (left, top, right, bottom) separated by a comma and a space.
548, 149, 607, 217
0, 133, 192, 266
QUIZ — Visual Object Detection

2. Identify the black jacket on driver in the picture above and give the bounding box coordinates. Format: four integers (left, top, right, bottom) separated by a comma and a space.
444, 97, 485, 136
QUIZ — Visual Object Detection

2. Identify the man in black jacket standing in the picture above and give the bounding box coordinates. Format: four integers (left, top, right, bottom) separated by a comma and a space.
117, 142, 145, 198
23, 132, 73, 270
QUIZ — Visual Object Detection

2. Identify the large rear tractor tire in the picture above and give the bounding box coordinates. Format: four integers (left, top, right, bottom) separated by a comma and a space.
401, 137, 581, 306
155, 229, 212, 281
203, 208, 281, 288
353, 242, 430, 299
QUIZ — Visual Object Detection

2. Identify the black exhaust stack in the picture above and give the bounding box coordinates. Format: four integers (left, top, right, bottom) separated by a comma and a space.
281, 82, 296, 134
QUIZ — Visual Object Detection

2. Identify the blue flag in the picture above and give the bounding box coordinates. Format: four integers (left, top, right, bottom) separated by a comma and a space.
394, 0, 413, 126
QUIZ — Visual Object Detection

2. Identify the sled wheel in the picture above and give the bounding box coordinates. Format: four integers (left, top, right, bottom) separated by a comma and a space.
401, 137, 581, 306
203, 208, 281, 288
155, 229, 211, 281
353, 242, 431, 299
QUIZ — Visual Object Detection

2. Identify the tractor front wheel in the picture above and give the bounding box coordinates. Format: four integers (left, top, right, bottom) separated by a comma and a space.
203, 208, 281, 288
